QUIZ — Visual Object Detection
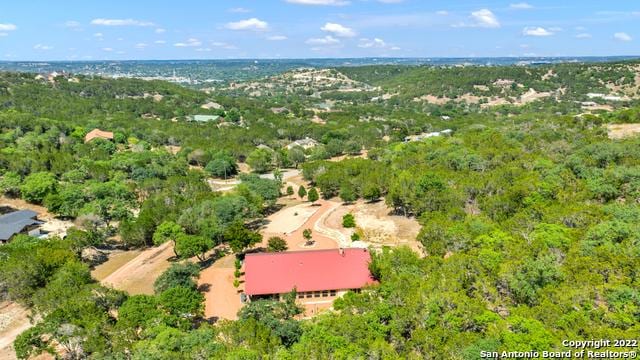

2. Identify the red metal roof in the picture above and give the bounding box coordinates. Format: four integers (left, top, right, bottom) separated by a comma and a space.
244, 248, 375, 296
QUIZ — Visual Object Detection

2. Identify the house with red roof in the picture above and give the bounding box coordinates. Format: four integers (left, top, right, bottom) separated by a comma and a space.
243, 248, 375, 310
84, 129, 114, 143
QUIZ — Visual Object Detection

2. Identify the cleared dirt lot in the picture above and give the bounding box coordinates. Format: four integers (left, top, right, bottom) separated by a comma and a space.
607, 123, 640, 139
323, 199, 422, 253
99, 242, 174, 295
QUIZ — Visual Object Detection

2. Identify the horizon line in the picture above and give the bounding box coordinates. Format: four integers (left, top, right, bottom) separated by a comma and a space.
1, 55, 640, 63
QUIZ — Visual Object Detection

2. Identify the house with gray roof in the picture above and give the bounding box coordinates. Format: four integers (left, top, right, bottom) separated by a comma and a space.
0, 210, 42, 243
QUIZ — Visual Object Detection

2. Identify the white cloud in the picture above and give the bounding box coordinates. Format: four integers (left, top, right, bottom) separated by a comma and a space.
523, 27, 554, 36
155, 28, 166, 34
135, 43, 148, 49
102, 47, 113, 52
225, 18, 269, 31
64, 21, 82, 30
0, 23, 17, 31
321, 22, 356, 37
358, 38, 386, 48
267, 35, 288, 41
93, 32, 103, 37
378, 0, 403, 3
454, 9, 500, 28
154, 40, 166, 44
614, 32, 632, 42
306, 35, 340, 45
357, 37, 399, 51
436, 10, 449, 16
91, 18, 154, 27
510, 3, 533, 10
229, 7, 251, 13
471, 9, 500, 28
576, 33, 592, 39
33, 44, 53, 51
285, 0, 350, 5
0, 33, 7, 37
174, 38, 202, 47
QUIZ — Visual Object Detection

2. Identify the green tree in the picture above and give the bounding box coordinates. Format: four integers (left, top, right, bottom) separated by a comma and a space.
267, 237, 288, 252
154, 262, 201, 293
307, 188, 319, 203
158, 286, 204, 328
362, 183, 381, 202
339, 185, 357, 203
0, 171, 21, 197
205, 152, 237, 179
508, 255, 563, 305
20, 172, 57, 204
298, 185, 307, 199
302, 228, 313, 246
288, 146, 306, 168
342, 213, 356, 228
153, 221, 185, 257
32, 260, 93, 316
117, 294, 161, 330
224, 221, 262, 253
238, 290, 303, 347
286, 186, 294, 197
0, 236, 76, 305
175, 233, 213, 262
13, 325, 47, 360
247, 148, 273, 174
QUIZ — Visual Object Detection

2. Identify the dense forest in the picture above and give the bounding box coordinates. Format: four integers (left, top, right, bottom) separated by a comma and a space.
1, 62, 640, 359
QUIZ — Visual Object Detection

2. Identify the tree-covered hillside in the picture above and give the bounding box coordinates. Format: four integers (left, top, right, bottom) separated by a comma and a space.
1, 63, 640, 359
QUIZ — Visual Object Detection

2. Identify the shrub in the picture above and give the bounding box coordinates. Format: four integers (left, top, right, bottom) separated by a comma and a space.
342, 213, 356, 228
267, 236, 288, 252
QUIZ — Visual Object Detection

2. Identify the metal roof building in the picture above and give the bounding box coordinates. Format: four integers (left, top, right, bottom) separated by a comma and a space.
244, 248, 375, 296
0, 210, 42, 242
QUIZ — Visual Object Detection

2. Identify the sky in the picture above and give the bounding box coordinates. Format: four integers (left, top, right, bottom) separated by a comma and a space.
0, 0, 638, 60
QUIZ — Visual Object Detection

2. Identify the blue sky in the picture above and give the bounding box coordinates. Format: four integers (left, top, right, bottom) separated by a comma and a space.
0, 0, 638, 60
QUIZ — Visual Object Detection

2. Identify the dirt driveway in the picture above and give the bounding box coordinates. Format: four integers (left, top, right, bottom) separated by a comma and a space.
0, 302, 32, 360
198, 255, 243, 321
261, 199, 342, 251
